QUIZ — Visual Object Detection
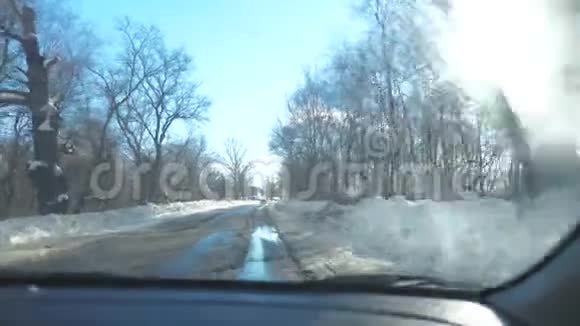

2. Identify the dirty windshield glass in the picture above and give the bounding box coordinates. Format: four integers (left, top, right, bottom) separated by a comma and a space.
0, 0, 579, 289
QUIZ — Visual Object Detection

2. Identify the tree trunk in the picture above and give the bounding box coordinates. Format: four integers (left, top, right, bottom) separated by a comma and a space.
20, 5, 68, 215
148, 144, 164, 202
476, 117, 484, 194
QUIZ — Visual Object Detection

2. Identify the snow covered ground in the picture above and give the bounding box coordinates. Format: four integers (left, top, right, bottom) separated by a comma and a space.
0, 200, 255, 248
267, 190, 580, 287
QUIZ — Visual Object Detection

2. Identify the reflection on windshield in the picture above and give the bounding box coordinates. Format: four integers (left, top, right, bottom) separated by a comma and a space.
0, 0, 578, 289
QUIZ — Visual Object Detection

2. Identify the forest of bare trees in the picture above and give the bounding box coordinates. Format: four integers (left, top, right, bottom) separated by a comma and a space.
269, 0, 579, 202
1, 0, 578, 218
0, 0, 250, 217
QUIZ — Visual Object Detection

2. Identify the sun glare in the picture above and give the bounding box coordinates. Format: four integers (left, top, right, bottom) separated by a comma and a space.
439, 0, 580, 147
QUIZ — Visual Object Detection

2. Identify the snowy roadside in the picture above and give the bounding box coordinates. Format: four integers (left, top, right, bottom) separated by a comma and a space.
0, 200, 256, 249
266, 191, 580, 287
266, 201, 395, 281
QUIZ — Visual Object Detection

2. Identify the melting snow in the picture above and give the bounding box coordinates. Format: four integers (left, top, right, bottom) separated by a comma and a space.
0, 200, 256, 247
9, 227, 51, 246
253, 226, 280, 243
269, 189, 580, 286
27, 160, 48, 171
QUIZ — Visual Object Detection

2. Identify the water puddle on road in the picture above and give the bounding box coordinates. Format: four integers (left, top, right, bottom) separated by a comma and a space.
157, 224, 285, 281
158, 231, 235, 278
237, 226, 280, 281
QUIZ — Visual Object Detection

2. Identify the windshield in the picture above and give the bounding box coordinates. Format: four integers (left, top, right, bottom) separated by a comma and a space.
0, 0, 579, 290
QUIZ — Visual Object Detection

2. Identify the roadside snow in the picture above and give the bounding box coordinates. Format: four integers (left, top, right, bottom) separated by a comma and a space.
27, 160, 48, 171
268, 190, 580, 286
1, 200, 255, 248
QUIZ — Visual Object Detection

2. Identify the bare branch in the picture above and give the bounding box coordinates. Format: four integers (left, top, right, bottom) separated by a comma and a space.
10, 76, 28, 87
0, 28, 23, 43
0, 37, 9, 73
130, 101, 156, 141
15, 66, 26, 75
49, 94, 61, 106
44, 56, 60, 70
0, 89, 27, 106
115, 107, 145, 163
7, 0, 23, 20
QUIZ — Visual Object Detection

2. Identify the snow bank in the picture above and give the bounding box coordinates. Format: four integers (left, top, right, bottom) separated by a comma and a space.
269, 190, 580, 286
0, 200, 254, 248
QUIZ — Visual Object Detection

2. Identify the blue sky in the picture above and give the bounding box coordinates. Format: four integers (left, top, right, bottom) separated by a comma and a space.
71, 0, 364, 162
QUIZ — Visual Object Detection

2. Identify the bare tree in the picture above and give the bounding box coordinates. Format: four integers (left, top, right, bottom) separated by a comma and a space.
162, 135, 216, 200
221, 138, 252, 200
0, 0, 82, 214
114, 22, 210, 202
89, 18, 163, 162
269, 0, 514, 202
0, 109, 30, 216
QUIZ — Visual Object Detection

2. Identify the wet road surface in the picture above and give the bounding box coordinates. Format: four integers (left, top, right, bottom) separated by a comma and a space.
0, 205, 301, 281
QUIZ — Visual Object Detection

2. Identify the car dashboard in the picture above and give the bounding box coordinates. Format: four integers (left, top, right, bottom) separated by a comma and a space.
0, 282, 515, 326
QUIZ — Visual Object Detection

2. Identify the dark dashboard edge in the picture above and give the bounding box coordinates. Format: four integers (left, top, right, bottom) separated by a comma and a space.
0, 273, 483, 301
482, 220, 580, 297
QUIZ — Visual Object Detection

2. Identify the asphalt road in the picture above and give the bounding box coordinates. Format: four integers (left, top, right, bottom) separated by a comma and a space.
0, 205, 301, 281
